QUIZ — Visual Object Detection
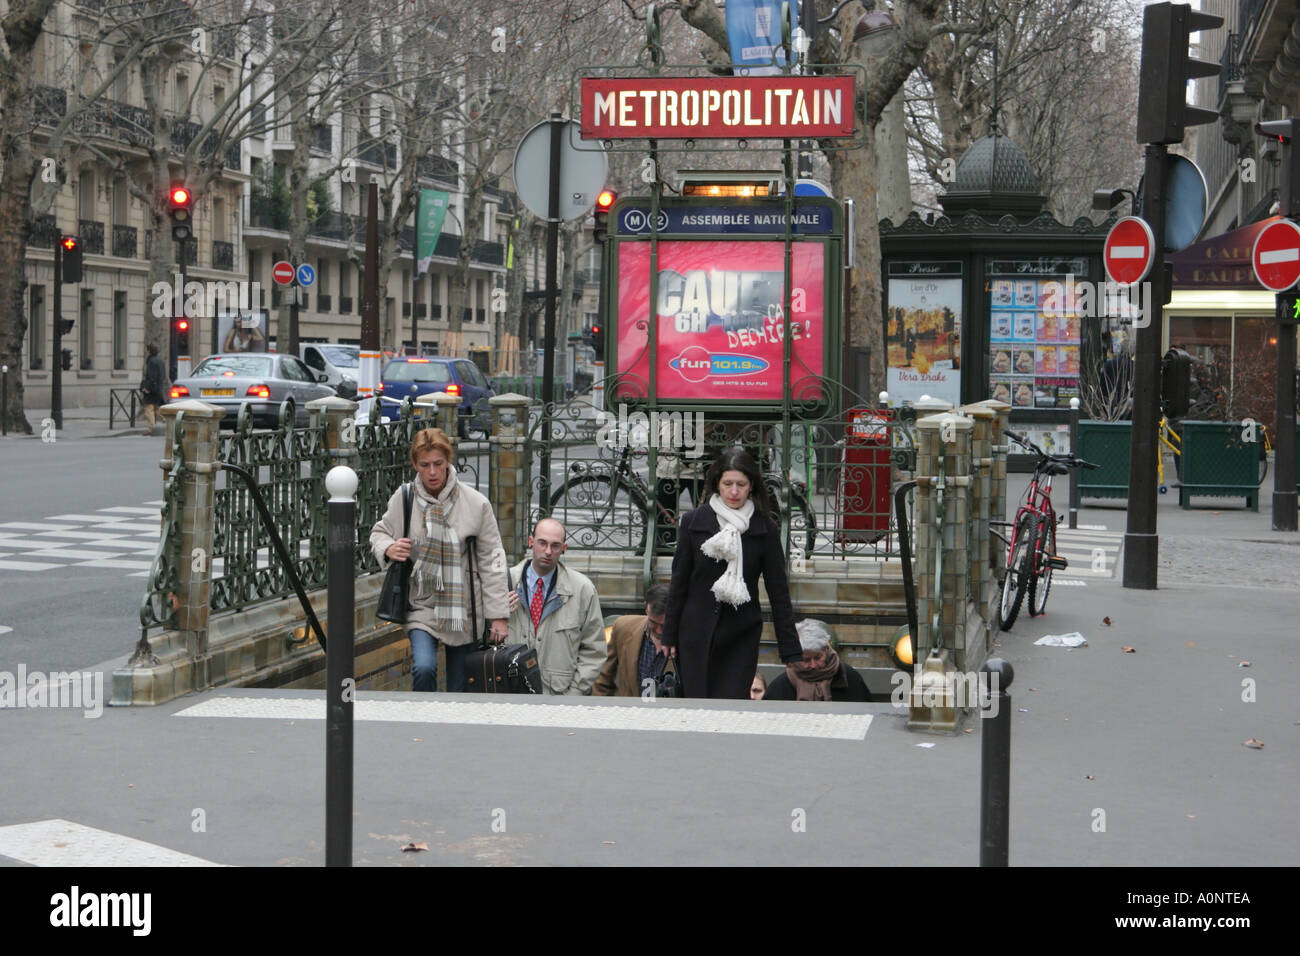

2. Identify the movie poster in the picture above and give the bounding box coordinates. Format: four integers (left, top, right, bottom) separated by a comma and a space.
615, 240, 826, 402
988, 267, 1082, 409
886, 261, 963, 406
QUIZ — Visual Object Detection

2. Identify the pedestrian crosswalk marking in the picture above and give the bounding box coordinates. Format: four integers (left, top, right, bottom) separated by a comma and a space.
1050, 527, 1122, 579
177, 696, 874, 740
0, 819, 224, 868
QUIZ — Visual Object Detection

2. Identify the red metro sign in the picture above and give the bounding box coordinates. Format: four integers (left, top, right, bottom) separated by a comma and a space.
580, 75, 856, 140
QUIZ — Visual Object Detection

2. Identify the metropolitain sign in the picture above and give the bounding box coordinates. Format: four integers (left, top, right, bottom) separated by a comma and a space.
580, 75, 856, 140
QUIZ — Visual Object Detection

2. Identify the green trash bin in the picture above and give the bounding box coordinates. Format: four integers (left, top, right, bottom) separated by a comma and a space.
1177, 421, 1261, 511
1076, 420, 1132, 499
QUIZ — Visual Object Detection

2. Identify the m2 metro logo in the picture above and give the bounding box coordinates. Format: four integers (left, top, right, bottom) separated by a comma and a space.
669, 345, 770, 383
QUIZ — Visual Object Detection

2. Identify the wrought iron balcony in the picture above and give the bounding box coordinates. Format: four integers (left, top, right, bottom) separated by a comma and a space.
430, 304, 441, 318
183, 240, 198, 266
112, 224, 137, 258
357, 141, 397, 167
145, 229, 153, 259
476, 308, 486, 323
213, 240, 235, 271
312, 125, 332, 154
403, 302, 411, 317
574, 268, 602, 285
248, 195, 288, 231
30, 215, 59, 248
416, 303, 426, 318
79, 219, 105, 255
417, 154, 458, 185
318, 294, 331, 313
340, 296, 353, 313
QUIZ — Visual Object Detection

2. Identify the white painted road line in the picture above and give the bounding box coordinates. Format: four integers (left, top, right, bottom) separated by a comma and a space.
97, 507, 161, 515
23, 549, 126, 561
75, 558, 154, 570
0, 819, 225, 867
177, 696, 874, 740
0, 559, 67, 571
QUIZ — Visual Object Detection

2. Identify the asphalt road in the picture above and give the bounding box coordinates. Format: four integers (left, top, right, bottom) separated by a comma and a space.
0, 433, 164, 672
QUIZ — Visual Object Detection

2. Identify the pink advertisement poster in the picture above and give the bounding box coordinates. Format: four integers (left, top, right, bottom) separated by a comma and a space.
615, 240, 826, 401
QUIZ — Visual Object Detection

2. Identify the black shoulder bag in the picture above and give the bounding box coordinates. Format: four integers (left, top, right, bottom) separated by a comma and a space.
463, 540, 541, 694
375, 483, 414, 624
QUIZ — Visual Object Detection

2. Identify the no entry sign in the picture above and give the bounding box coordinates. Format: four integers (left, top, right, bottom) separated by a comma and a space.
1251, 218, 1300, 291
272, 261, 295, 286
1103, 216, 1156, 287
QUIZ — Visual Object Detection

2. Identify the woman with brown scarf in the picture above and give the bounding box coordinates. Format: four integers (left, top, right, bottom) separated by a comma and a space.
762, 620, 872, 703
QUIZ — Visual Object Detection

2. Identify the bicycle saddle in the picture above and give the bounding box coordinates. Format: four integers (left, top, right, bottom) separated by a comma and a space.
1045, 462, 1071, 476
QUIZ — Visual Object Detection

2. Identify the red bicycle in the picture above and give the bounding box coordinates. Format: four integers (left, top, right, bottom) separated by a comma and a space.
996, 430, 1099, 630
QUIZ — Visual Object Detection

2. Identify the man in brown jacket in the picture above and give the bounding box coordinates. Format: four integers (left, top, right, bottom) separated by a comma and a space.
592, 584, 678, 698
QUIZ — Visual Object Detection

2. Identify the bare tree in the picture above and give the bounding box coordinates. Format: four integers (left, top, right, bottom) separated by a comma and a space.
668, 0, 946, 397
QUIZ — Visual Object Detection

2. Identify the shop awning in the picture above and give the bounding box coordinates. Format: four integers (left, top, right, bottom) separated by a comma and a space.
1168, 217, 1280, 289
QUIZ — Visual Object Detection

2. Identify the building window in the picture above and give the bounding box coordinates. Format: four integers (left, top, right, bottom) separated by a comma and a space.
113, 291, 128, 369
112, 177, 129, 226
29, 286, 46, 370
78, 171, 94, 222
175, 72, 189, 114
79, 289, 94, 370
212, 196, 226, 242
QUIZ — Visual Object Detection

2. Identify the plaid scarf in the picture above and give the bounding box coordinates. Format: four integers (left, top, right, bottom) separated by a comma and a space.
411, 467, 465, 631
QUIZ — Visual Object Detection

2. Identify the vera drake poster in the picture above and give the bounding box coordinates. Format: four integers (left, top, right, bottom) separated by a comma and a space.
615, 240, 826, 401
886, 261, 963, 405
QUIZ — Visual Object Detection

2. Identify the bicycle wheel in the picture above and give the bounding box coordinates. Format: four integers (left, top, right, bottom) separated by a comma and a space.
998, 514, 1035, 631
549, 474, 647, 551
1028, 518, 1054, 617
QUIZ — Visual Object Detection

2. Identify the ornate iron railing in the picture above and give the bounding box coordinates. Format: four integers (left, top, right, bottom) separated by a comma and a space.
213, 240, 234, 270
30, 214, 59, 248
210, 406, 333, 611
112, 224, 137, 258
79, 219, 105, 255
533, 377, 918, 563
137, 414, 187, 639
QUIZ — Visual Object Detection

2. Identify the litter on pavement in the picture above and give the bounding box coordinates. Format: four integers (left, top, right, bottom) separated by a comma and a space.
1034, 632, 1088, 648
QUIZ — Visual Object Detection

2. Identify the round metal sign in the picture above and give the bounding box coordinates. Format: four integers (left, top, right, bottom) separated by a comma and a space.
512, 119, 609, 221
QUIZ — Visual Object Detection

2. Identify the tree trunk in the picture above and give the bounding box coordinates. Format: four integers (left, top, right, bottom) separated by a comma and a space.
829, 124, 885, 401
0, 0, 59, 434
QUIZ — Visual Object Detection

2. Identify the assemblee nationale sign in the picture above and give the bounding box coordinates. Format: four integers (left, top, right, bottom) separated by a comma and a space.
580, 75, 856, 140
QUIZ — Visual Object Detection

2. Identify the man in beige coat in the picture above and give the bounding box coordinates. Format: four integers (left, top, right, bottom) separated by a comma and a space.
506, 518, 606, 695
370, 428, 509, 692
592, 583, 678, 697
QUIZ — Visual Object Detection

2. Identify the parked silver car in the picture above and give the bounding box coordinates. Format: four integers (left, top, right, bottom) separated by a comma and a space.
168, 352, 334, 427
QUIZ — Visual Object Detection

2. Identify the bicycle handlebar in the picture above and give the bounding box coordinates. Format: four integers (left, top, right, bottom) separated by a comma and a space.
1005, 429, 1099, 470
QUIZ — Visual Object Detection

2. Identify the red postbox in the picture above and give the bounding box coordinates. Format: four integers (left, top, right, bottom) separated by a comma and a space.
837, 407, 893, 543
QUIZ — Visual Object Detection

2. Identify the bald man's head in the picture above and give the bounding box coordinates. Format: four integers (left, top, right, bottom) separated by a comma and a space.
527, 518, 567, 576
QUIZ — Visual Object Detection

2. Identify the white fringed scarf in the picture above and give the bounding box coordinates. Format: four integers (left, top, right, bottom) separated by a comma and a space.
701, 494, 755, 607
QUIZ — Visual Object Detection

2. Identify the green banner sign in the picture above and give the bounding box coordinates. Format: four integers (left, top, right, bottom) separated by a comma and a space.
416, 189, 450, 274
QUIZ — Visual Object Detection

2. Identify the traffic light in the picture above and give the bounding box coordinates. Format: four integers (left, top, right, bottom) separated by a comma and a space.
57, 319, 74, 336
169, 185, 193, 242
173, 317, 190, 354
60, 236, 82, 283
1160, 347, 1193, 419
1136, 3, 1223, 145
1256, 119, 1300, 218
593, 189, 616, 243
590, 323, 604, 356
60, 349, 72, 371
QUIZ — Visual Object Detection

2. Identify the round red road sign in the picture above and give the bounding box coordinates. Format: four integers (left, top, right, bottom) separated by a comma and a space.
272, 260, 295, 286
1251, 218, 1300, 292
1103, 216, 1156, 287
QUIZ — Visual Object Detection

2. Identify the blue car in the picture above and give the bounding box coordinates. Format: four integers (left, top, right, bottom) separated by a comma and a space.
377, 356, 496, 437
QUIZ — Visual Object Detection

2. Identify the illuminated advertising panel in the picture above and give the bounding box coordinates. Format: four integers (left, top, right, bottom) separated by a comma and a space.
615, 240, 826, 402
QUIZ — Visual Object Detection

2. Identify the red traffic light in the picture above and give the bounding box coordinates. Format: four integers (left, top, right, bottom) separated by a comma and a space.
596, 189, 616, 210
176, 319, 189, 331
61, 237, 78, 251
591, 325, 600, 333
170, 187, 190, 206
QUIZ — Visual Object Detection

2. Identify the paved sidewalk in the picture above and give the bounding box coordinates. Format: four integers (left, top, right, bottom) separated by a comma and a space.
1, 405, 150, 441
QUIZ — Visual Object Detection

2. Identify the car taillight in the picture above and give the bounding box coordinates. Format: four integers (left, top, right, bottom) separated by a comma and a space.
169, 385, 189, 398
246, 384, 270, 398
376, 382, 384, 393
446, 383, 461, 395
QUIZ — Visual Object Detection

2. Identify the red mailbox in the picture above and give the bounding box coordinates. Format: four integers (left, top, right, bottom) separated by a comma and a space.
837, 407, 893, 543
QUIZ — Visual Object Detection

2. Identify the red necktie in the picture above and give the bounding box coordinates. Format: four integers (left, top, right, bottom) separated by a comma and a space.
530, 578, 545, 630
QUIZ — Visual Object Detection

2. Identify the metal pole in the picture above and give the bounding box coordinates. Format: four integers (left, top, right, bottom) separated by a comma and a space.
411, 257, 419, 355
288, 276, 300, 356
178, 239, 190, 378
540, 111, 563, 508
359, 184, 381, 416
325, 465, 356, 867
979, 657, 1014, 867
1123, 143, 1168, 589
53, 241, 64, 430
1, 364, 8, 436
1273, 307, 1297, 532
1068, 396, 1080, 529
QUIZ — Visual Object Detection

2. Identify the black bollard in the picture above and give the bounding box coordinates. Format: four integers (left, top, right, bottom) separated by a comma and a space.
325, 466, 357, 867
1068, 397, 1080, 529
1, 364, 8, 437
979, 658, 1014, 866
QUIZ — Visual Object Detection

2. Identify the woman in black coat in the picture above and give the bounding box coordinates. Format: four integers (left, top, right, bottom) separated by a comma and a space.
660, 447, 802, 699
